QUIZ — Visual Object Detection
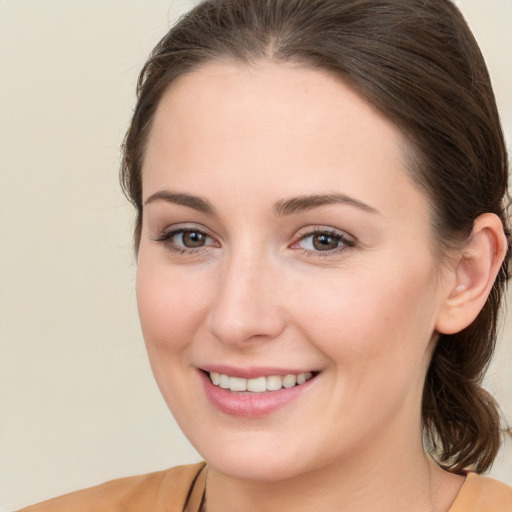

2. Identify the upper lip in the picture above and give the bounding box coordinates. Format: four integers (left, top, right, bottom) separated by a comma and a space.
199, 365, 319, 379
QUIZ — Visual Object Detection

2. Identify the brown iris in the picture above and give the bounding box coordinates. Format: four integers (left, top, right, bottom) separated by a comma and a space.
312, 233, 340, 251
182, 231, 207, 248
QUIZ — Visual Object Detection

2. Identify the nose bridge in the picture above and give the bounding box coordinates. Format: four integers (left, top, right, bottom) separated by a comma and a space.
206, 243, 285, 346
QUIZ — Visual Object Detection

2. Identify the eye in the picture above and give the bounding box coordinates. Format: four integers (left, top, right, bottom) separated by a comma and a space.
175, 230, 209, 248
293, 228, 354, 254
155, 227, 219, 253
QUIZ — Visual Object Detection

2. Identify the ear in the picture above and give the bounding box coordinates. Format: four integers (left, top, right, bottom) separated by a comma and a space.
436, 213, 508, 335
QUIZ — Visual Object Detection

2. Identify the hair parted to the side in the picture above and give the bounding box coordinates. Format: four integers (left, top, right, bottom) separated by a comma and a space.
121, 0, 510, 473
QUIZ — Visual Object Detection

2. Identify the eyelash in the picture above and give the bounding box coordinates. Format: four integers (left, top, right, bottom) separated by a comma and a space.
154, 228, 216, 255
153, 227, 355, 257
293, 228, 355, 257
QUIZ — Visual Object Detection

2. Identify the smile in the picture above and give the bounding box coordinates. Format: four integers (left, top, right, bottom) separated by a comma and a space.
209, 371, 315, 392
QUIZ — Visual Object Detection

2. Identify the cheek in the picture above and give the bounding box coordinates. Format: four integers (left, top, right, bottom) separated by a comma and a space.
291, 265, 441, 439
136, 257, 210, 356
292, 259, 440, 372
135, 258, 212, 421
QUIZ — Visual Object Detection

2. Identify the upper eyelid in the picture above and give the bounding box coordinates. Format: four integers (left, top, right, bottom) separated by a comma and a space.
160, 223, 215, 237
295, 226, 355, 241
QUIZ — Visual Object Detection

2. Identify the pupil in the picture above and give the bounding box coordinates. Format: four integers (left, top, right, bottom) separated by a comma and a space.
183, 231, 205, 248
313, 234, 338, 251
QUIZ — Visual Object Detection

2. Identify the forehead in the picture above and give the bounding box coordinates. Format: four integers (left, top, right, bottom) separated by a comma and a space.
148, 61, 401, 160
143, 61, 427, 220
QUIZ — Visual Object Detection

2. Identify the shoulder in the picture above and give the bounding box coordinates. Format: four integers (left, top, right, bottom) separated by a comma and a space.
17, 462, 205, 512
449, 472, 512, 512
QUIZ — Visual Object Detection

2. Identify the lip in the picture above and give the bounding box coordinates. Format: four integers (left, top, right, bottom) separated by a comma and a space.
199, 367, 319, 418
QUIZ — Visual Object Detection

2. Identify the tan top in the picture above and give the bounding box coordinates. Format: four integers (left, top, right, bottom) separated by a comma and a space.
18, 463, 512, 512
17, 463, 207, 512
449, 472, 512, 512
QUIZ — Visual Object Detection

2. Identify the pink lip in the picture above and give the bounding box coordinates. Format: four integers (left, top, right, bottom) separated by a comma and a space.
199, 369, 318, 418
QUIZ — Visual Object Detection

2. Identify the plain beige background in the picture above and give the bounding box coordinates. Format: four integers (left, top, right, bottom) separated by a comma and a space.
0, 1, 511, 510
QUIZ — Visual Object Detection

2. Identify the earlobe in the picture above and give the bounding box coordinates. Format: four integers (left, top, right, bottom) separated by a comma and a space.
435, 213, 508, 335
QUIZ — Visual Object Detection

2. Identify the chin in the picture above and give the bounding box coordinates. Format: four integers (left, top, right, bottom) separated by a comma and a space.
206, 451, 305, 482
190, 429, 320, 482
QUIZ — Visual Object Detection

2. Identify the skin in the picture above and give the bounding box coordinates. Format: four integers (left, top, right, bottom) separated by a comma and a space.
136, 61, 504, 511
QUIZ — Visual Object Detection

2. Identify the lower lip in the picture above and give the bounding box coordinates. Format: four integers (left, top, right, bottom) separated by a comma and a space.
200, 371, 317, 418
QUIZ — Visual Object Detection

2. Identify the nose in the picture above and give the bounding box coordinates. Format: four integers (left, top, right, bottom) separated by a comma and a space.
206, 251, 286, 347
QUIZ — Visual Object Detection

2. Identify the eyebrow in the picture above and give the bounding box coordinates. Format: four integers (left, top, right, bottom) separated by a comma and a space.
273, 193, 379, 216
144, 191, 216, 215
143, 190, 378, 217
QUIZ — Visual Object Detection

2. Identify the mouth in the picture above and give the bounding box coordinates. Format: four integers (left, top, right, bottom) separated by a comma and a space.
207, 371, 317, 393
199, 368, 320, 417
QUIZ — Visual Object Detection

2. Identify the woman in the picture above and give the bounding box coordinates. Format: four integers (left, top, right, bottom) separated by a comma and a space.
20, 0, 512, 510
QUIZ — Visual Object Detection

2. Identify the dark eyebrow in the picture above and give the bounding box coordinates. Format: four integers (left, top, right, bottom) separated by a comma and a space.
144, 191, 215, 215
273, 193, 379, 216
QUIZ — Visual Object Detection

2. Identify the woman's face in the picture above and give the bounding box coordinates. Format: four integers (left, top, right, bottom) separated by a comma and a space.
137, 62, 453, 480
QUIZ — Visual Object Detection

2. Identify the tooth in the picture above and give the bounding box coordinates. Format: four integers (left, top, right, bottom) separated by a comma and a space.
211, 371, 315, 391
247, 376, 267, 392
219, 374, 230, 389
282, 374, 297, 388
266, 375, 282, 391
229, 377, 247, 392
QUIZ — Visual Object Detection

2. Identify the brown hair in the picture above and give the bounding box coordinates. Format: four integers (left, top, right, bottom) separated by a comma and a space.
121, 0, 510, 473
